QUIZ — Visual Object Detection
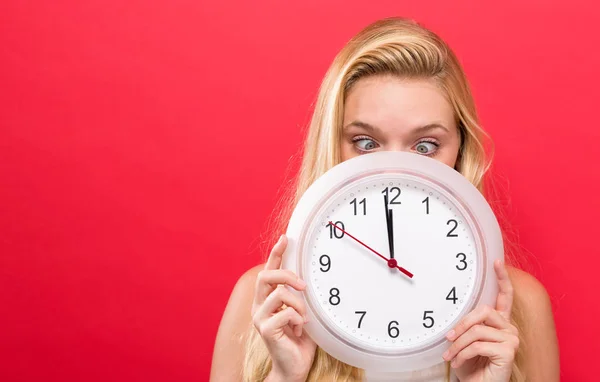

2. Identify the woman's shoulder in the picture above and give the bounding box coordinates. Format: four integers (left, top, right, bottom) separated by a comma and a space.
226, 264, 264, 313
210, 264, 265, 380
239, 263, 264, 284
505, 265, 559, 378
231, 263, 264, 300
506, 265, 551, 309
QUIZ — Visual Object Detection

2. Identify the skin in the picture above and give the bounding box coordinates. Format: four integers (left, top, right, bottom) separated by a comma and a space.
210, 76, 560, 381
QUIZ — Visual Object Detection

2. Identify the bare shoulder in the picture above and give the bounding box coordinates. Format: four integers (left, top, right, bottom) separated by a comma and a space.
506, 265, 560, 381
210, 264, 264, 382
507, 266, 550, 305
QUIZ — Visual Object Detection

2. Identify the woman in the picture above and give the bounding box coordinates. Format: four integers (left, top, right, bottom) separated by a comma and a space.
211, 17, 559, 381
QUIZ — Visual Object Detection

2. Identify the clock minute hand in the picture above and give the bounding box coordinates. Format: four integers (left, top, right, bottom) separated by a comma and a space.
328, 221, 413, 279
384, 195, 395, 260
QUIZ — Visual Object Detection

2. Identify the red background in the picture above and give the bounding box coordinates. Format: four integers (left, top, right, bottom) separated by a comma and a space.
1, 1, 598, 381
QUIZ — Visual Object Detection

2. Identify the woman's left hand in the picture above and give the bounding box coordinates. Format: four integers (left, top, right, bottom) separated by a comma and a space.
442, 259, 519, 382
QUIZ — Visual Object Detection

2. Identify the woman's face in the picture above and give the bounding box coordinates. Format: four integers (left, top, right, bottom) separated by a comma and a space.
341, 75, 461, 168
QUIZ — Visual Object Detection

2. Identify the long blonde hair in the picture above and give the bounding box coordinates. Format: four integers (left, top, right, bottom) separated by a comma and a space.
243, 17, 526, 382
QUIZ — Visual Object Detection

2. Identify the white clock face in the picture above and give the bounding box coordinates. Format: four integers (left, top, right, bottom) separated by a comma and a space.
300, 172, 481, 354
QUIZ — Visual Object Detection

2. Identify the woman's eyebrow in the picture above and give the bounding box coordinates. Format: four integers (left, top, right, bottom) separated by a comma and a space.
412, 123, 450, 134
344, 120, 450, 134
344, 120, 380, 134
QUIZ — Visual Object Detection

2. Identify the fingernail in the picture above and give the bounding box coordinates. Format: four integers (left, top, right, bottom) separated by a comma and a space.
442, 350, 450, 360
278, 234, 284, 243
304, 315, 309, 323
451, 359, 457, 368
446, 330, 455, 340
298, 278, 306, 288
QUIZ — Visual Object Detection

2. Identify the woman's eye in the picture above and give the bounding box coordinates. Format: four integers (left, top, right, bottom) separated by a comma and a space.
414, 141, 438, 155
354, 138, 378, 151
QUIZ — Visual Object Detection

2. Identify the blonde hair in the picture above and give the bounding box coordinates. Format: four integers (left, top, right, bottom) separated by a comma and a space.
243, 17, 526, 382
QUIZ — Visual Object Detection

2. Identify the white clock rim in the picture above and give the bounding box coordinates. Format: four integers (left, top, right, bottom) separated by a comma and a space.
282, 151, 503, 372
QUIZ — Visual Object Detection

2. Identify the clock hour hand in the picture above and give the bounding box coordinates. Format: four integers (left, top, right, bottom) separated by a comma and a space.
328, 221, 413, 279
384, 195, 395, 259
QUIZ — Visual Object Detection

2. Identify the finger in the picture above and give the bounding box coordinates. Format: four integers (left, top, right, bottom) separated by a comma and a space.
258, 306, 305, 340
443, 324, 511, 361
446, 304, 511, 341
451, 341, 515, 369
254, 269, 306, 306
494, 259, 514, 321
254, 285, 307, 323
264, 235, 287, 270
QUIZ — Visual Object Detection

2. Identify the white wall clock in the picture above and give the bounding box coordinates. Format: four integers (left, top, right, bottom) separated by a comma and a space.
282, 151, 503, 372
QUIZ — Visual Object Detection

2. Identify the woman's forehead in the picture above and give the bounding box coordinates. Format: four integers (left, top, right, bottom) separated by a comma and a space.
343, 76, 455, 133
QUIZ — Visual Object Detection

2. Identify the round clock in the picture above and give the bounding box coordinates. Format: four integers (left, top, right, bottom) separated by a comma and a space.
281, 151, 503, 372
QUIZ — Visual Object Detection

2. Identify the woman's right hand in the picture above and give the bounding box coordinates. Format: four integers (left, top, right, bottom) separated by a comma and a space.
252, 235, 317, 382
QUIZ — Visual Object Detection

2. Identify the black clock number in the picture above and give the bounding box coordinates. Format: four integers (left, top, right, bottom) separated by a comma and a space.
456, 253, 467, 270
327, 221, 345, 239
382, 187, 401, 204
422, 311, 435, 328
329, 288, 340, 305
355, 311, 366, 328
388, 320, 399, 338
350, 198, 367, 215
446, 219, 458, 237
319, 254, 331, 272
446, 287, 458, 304
422, 197, 429, 214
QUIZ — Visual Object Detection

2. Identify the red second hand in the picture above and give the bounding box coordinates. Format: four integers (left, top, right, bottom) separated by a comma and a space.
328, 221, 414, 279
